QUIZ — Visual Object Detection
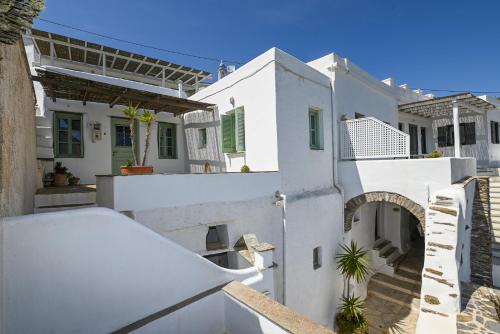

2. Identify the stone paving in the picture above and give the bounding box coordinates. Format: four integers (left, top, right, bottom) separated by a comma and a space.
364, 242, 424, 334
457, 283, 500, 334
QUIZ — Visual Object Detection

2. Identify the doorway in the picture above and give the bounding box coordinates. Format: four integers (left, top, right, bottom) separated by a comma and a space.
409, 124, 418, 156
111, 118, 137, 175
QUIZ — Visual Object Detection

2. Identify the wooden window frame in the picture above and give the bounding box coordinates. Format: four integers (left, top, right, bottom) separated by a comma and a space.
54, 111, 84, 158
309, 108, 322, 150
158, 122, 177, 159
437, 122, 476, 147
491, 121, 500, 144
221, 107, 245, 154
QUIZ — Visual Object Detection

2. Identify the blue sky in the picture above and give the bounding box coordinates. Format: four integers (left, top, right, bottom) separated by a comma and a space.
34, 0, 500, 96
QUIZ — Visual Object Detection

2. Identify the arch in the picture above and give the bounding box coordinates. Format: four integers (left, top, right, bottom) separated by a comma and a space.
344, 191, 425, 232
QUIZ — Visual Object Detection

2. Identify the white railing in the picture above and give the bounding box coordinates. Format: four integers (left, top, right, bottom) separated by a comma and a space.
341, 117, 410, 160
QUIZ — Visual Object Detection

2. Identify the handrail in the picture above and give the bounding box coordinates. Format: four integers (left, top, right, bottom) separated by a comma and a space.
341, 117, 410, 160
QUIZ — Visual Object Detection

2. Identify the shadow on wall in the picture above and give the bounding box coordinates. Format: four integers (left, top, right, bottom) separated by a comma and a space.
432, 114, 489, 166
183, 110, 226, 173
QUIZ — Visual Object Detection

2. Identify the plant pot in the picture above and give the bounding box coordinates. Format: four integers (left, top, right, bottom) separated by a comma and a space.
69, 177, 80, 186
53, 173, 68, 187
120, 166, 154, 176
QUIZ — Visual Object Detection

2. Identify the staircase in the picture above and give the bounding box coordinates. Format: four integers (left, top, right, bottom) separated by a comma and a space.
364, 249, 423, 333
34, 185, 97, 213
372, 239, 405, 275
490, 177, 500, 270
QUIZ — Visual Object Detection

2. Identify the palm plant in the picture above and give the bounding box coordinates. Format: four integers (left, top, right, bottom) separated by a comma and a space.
139, 110, 156, 166
122, 103, 139, 166
335, 241, 370, 334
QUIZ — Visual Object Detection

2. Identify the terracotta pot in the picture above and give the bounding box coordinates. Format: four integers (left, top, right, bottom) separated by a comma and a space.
69, 177, 80, 186
54, 173, 68, 187
120, 166, 154, 176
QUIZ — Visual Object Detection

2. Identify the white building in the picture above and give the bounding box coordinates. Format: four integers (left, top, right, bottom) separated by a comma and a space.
6, 30, 497, 333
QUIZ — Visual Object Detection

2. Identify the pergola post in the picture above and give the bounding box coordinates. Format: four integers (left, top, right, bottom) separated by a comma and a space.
102, 53, 107, 76
452, 100, 461, 157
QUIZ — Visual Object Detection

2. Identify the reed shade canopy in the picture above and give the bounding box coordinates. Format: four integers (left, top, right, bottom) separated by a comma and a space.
33, 66, 214, 115
398, 93, 496, 118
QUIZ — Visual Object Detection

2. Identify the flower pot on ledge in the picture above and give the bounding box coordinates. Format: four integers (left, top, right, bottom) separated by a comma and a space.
120, 166, 154, 176
53, 173, 68, 187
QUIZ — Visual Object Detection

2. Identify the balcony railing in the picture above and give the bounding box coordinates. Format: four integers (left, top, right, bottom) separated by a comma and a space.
340, 117, 410, 160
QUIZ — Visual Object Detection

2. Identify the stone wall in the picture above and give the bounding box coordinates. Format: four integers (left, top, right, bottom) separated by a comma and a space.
470, 177, 492, 286
0, 39, 37, 216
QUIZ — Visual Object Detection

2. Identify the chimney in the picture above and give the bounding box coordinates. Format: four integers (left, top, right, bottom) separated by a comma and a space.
217, 61, 227, 81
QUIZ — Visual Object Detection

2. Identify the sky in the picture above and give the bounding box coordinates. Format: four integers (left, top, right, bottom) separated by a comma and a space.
34, 0, 500, 96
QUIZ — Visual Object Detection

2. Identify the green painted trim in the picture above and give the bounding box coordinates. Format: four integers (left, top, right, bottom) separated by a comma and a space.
309, 109, 321, 150
158, 122, 177, 159
54, 111, 84, 158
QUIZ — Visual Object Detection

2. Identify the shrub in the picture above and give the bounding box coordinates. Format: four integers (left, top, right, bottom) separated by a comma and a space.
240, 165, 250, 173
427, 150, 443, 158
336, 311, 369, 334
54, 162, 68, 174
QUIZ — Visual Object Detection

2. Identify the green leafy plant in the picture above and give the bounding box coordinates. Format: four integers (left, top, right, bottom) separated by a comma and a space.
427, 150, 443, 158
335, 241, 370, 334
122, 103, 139, 166
126, 159, 134, 167
54, 162, 68, 174
139, 110, 156, 166
240, 165, 250, 173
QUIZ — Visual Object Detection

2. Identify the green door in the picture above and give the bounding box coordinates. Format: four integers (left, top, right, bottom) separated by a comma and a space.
111, 118, 137, 175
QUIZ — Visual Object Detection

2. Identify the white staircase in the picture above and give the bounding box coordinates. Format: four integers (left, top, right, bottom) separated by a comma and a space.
372, 239, 405, 276
490, 177, 500, 266
34, 186, 97, 213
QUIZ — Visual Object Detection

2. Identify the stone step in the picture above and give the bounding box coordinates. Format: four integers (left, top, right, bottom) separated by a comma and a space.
493, 257, 500, 266
380, 246, 397, 259
388, 253, 406, 268
394, 268, 421, 285
367, 281, 417, 309
34, 203, 98, 213
492, 229, 500, 238
374, 239, 391, 251
491, 242, 500, 251
370, 273, 421, 298
397, 264, 422, 276
491, 204, 500, 211
492, 235, 500, 243
490, 183, 500, 189
491, 223, 500, 231
493, 250, 500, 259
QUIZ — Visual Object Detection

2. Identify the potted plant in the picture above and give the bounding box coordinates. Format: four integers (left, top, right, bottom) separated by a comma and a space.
240, 164, 251, 173
53, 162, 68, 187
67, 173, 80, 186
335, 241, 370, 334
119, 104, 156, 176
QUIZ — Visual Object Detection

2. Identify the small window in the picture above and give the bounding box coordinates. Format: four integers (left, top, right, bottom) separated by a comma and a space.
54, 111, 83, 158
398, 123, 404, 131
206, 225, 228, 251
313, 246, 322, 270
309, 108, 322, 150
222, 107, 245, 153
158, 122, 177, 159
199, 128, 207, 148
438, 123, 476, 147
491, 121, 500, 144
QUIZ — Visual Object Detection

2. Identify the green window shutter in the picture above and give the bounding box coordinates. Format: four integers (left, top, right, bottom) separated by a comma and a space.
222, 114, 236, 153
235, 107, 245, 152
54, 112, 83, 158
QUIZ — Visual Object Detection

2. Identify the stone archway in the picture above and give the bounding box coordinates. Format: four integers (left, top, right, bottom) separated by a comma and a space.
344, 191, 425, 232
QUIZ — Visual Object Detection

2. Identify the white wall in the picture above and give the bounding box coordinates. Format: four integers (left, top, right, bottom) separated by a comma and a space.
487, 109, 500, 167
339, 157, 476, 208
1, 208, 264, 334
38, 98, 186, 184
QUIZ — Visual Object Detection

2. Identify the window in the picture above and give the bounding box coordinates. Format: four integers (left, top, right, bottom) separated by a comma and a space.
54, 112, 83, 158
420, 127, 427, 154
199, 128, 207, 148
491, 121, 500, 144
222, 107, 245, 153
158, 122, 177, 159
398, 123, 404, 131
313, 246, 322, 270
309, 108, 322, 150
409, 124, 418, 155
115, 125, 132, 147
438, 123, 476, 147
355, 112, 365, 119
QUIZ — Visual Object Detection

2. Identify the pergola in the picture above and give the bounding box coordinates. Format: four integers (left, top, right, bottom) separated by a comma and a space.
33, 67, 214, 115
398, 93, 496, 157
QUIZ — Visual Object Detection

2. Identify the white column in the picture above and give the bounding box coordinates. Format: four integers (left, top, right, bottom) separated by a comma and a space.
452, 100, 461, 157
177, 81, 183, 98
102, 53, 107, 76
49, 41, 55, 65
161, 67, 166, 87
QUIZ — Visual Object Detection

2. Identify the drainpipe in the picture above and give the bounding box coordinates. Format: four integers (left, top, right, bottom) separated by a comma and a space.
274, 190, 287, 305
328, 62, 345, 236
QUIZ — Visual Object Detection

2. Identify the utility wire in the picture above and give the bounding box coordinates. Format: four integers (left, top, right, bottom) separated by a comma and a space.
37, 18, 244, 65
36, 18, 499, 95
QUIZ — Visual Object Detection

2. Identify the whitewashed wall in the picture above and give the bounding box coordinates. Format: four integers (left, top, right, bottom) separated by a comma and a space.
486, 109, 500, 167
1, 208, 264, 334
38, 98, 186, 184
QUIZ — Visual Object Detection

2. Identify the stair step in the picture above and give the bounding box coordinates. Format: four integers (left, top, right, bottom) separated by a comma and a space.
394, 268, 422, 285
374, 240, 390, 251
493, 250, 500, 258
491, 223, 500, 231
367, 281, 417, 309
491, 242, 500, 250
397, 264, 422, 276
388, 253, 405, 268
493, 230, 500, 238
380, 246, 397, 258
370, 273, 421, 298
